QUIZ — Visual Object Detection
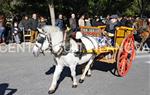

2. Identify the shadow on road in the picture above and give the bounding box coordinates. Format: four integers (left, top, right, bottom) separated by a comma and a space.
92, 61, 120, 77
45, 65, 82, 76
45, 61, 120, 80
92, 61, 115, 72
45, 61, 120, 92
0, 83, 17, 95
45, 65, 55, 75
44, 60, 120, 93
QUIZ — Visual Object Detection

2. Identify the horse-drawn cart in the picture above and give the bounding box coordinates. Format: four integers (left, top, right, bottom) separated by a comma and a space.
80, 26, 136, 77
33, 25, 137, 93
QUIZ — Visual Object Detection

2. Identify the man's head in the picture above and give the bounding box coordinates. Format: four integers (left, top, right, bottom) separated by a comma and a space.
81, 15, 85, 19
24, 15, 28, 20
59, 14, 63, 19
71, 14, 75, 19
40, 16, 45, 22
110, 15, 118, 23
32, 13, 37, 19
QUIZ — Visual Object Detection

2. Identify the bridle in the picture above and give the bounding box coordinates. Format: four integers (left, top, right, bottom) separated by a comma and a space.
35, 31, 64, 57
35, 32, 48, 55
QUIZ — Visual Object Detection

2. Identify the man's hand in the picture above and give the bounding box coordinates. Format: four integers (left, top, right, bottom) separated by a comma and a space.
102, 31, 114, 37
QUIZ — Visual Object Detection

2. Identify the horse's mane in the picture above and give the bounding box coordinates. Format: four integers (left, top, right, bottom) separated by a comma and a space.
42, 25, 64, 48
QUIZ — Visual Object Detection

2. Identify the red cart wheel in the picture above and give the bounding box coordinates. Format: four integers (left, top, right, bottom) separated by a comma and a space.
117, 35, 135, 77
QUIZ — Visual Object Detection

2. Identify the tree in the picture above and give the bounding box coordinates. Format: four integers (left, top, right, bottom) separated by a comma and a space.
135, 0, 149, 17
88, 0, 111, 16
1, 0, 150, 19
47, 0, 55, 26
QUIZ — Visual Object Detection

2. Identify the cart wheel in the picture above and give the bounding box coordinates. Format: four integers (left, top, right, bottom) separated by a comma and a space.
117, 35, 135, 77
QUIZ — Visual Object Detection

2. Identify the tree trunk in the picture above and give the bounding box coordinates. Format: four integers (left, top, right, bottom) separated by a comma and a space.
48, 4, 55, 26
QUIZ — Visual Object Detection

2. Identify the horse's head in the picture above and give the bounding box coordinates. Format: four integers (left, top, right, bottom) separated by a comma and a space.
32, 28, 50, 57
32, 26, 64, 57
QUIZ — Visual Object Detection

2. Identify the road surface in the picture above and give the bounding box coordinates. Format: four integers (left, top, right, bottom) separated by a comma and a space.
0, 44, 149, 95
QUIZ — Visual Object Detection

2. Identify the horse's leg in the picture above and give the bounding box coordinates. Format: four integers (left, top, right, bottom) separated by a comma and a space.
79, 57, 94, 83
48, 64, 64, 94
139, 37, 147, 51
87, 69, 92, 77
139, 32, 149, 51
87, 62, 94, 76
69, 64, 78, 88
81, 64, 91, 76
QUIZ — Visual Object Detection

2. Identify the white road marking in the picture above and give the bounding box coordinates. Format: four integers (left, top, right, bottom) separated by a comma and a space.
134, 54, 150, 64
136, 54, 150, 58
145, 61, 150, 64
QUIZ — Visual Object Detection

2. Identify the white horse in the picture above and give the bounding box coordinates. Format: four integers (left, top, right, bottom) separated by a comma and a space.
32, 25, 99, 94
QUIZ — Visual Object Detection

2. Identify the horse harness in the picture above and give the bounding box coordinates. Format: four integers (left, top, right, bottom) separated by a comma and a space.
35, 33, 48, 55
51, 35, 97, 59
36, 31, 97, 58
73, 36, 97, 59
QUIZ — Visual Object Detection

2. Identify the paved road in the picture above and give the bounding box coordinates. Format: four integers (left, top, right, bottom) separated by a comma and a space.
0, 44, 149, 95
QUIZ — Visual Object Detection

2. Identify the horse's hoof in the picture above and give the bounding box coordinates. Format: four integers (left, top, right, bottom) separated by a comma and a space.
72, 84, 78, 88
79, 79, 84, 83
48, 90, 55, 94
86, 74, 91, 77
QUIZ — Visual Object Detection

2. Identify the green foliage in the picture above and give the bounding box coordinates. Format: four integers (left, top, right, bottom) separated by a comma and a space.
0, 0, 150, 17
0, 0, 24, 15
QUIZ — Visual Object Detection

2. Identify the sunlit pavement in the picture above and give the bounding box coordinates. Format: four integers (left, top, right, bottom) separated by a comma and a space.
0, 44, 149, 95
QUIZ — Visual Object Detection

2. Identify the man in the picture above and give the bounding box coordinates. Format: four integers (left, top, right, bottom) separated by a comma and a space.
55, 14, 66, 40
19, 15, 30, 42
55, 14, 66, 31
30, 13, 38, 43
0, 15, 5, 43
105, 15, 120, 35
105, 15, 120, 45
78, 15, 85, 27
38, 16, 46, 28
12, 21, 20, 44
19, 15, 30, 32
69, 13, 77, 32
55, 14, 69, 51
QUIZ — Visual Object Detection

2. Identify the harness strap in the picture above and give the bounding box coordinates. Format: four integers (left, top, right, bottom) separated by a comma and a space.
51, 46, 64, 57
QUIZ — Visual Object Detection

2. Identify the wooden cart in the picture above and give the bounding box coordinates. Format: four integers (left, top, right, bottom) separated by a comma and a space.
80, 26, 136, 77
